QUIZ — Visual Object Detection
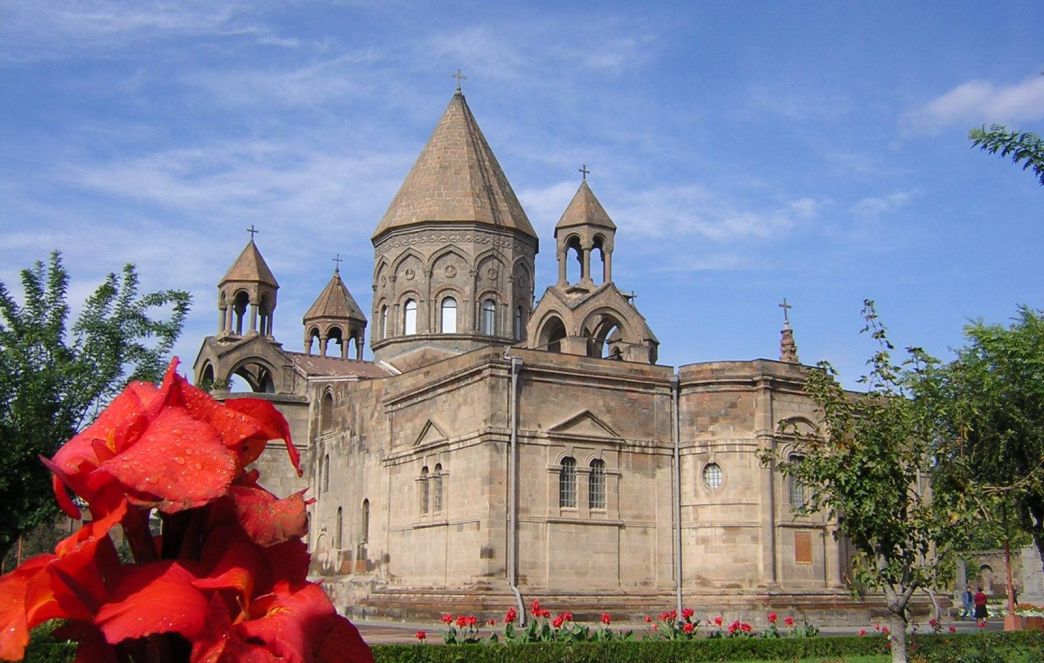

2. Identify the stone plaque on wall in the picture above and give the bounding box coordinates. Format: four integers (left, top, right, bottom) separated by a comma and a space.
795, 531, 813, 565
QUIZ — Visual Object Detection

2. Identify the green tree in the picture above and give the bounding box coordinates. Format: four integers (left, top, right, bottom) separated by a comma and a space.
0, 251, 190, 560
970, 124, 1044, 186
934, 307, 1044, 573
761, 301, 970, 663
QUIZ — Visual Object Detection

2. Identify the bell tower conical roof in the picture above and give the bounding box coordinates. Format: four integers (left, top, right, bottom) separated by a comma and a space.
220, 239, 279, 288
555, 180, 616, 234
304, 270, 366, 323
372, 91, 537, 241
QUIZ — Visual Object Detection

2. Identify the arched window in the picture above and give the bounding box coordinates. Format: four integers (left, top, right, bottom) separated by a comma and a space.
589, 459, 606, 510
788, 455, 805, 509
232, 291, 249, 335
336, 507, 343, 549
420, 466, 429, 514
361, 499, 370, 545
514, 305, 524, 340
481, 299, 496, 335
322, 454, 330, 493
321, 393, 334, 432
441, 297, 457, 333
559, 457, 576, 508
403, 299, 417, 335
433, 463, 443, 513
380, 305, 388, 339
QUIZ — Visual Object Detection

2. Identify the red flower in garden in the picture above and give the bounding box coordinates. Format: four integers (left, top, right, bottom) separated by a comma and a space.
740, 622, 752, 633
504, 607, 517, 624
644, 615, 652, 623
949, 625, 957, 634
881, 626, 890, 635
416, 630, 426, 641
660, 609, 677, 622
552, 614, 564, 629
683, 622, 695, 634
783, 615, 795, 627
859, 628, 867, 637
929, 618, 938, 627
727, 620, 740, 634
441, 613, 453, 624
682, 607, 694, 620
0, 359, 371, 663
541, 609, 551, 618
531, 599, 542, 614
768, 611, 777, 624
601, 612, 612, 625
714, 615, 723, 627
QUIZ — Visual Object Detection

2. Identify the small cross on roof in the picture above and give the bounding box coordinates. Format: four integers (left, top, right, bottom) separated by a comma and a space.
246, 225, 259, 240
779, 298, 792, 324
333, 254, 343, 274
579, 164, 590, 181
453, 68, 466, 92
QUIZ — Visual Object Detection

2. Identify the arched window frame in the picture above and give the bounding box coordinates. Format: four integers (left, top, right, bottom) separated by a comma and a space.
514, 305, 524, 341
361, 498, 370, 545
433, 463, 444, 513
440, 296, 457, 334
420, 466, 430, 514
788, 454, 806, 510
480, 298, 496, 336
403, 299, 417, 335
589, 458, 606, 510
380, 305, 389, 340
336, 506, 343, 549
559, 457, 577, 508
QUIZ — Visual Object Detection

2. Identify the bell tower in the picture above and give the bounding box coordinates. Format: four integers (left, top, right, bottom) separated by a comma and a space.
217, 228, 279, 339
554, 174, 616, 290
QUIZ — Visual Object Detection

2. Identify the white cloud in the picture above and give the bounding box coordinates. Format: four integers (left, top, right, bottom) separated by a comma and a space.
0, 1, 294, 64
902, 75, 1044, 133
850, 191, 917, 218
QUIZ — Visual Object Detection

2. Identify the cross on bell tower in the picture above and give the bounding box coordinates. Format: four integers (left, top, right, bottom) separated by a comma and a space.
778, 298, 799, 364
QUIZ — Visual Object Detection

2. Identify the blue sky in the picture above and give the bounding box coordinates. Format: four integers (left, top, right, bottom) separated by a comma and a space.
2, 1, 1042, 387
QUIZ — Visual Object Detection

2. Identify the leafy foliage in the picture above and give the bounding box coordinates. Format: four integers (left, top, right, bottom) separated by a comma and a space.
0, 251, 190, 558
931, 307, 1044, 570
970, 124, 1044, 186
760, 300, 972, 663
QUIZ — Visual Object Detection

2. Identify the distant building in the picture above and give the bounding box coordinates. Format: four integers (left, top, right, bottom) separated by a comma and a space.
195, 90, 880, 622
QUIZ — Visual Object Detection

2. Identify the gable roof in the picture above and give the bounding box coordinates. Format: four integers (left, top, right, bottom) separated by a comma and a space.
372, 92, 536, 241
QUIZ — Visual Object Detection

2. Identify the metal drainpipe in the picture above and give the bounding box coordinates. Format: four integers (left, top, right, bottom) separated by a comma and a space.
671, 372, 682, 619
506, 354, 526, 626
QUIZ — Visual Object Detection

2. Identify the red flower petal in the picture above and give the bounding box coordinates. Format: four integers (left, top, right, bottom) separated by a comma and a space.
0, 555, 55, 661
223, 399, 300, 475
95, 561, 208, 644
98, 408, 236, 512
228, 484, 308, 547
239, 582, 372, 663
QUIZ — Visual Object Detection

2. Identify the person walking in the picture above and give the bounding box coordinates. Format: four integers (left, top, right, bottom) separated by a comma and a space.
974, 586, 989, 626
960, 587, 974, 620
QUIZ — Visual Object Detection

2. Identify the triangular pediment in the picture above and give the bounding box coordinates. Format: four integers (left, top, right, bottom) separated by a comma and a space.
414, 419, 448, 447
548, 410, 619, 439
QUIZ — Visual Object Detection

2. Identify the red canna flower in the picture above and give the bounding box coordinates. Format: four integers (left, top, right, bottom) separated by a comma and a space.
531, 599, 542, 614
783, 615, 795, 627
683, 621, 695, 634
504, 607, 517, 624
714, 615, 723, 627
487, 619, 496, 626
0, 359, 372, 663
441, 613, 453, 624
416, 630, 426, 641
740, 622, 752, 632
859, 628, 867, 637
601, 612, 612, 625
644, 615, 652, 623
552, 614, 564, 629
682, 607, 694, 620
949, 625, 957, 634
768, 611, 777, 624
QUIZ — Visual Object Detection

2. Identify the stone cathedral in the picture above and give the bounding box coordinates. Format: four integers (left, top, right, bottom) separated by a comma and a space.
194, 89, 872, 622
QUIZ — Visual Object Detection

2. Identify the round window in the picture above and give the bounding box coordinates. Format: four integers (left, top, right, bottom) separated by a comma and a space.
703, 462, 723, 490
